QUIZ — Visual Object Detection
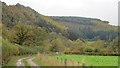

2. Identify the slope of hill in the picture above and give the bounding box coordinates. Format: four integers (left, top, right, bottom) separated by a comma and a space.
2, 1, 118, 41
2, 2, 67, 33
50, 16, 118, 41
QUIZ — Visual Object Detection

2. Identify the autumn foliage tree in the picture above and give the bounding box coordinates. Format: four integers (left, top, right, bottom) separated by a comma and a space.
11, 23, 31, 45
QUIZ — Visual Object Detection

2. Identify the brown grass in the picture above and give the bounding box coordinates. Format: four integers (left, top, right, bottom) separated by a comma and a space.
36, 53, 82, 66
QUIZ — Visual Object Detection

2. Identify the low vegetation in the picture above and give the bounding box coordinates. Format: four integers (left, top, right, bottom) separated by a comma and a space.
33, 54, 81, 66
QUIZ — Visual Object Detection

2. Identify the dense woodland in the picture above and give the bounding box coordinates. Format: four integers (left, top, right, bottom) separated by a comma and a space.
1, 2, 119, 65
50, 16, 118, 41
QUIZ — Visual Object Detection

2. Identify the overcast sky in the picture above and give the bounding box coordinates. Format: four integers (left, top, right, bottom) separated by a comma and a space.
1, 0, 119, 26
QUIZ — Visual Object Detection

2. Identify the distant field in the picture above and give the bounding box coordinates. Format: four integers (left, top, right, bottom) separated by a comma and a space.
55, 55, 118, 66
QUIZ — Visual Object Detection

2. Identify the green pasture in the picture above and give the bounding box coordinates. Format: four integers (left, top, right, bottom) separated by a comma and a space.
55, 55, 118, 66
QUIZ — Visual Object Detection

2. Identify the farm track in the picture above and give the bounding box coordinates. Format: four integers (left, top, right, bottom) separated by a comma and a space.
16, 57, 40, 68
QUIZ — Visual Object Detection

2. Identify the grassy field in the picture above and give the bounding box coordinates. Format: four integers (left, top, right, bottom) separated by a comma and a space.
55, 55, 118, 66
2, 54, 119, 68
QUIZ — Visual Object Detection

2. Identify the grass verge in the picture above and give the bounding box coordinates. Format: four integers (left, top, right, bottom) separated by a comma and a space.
22, 57, 31, 68
33, 55, 44, 66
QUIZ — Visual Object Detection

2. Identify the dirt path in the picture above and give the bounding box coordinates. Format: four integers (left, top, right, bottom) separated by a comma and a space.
27, 57, 40, 68
16, 57, 40, 68
16, 58, 26, 68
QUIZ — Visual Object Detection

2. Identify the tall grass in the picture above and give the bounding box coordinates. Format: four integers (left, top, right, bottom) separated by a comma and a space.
33, 53, 64, 66
33, 53, 81, 66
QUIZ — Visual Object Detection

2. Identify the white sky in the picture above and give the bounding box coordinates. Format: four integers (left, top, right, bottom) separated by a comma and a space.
1, 0, 119, 26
